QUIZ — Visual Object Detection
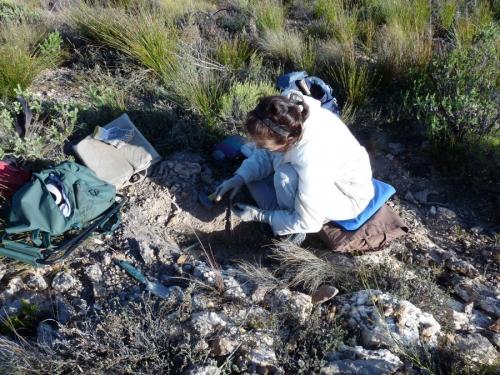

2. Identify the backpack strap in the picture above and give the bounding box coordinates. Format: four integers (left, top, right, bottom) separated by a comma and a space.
38, 195, 126, 265
31, 229, 51, 248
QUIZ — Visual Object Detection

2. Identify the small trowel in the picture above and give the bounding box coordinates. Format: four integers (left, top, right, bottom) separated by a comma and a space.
198, 191, 217, 209
117, 260, 171, 299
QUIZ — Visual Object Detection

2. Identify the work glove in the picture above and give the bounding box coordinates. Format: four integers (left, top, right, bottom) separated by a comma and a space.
214, 175, 244, 202
232, 203, 271, 224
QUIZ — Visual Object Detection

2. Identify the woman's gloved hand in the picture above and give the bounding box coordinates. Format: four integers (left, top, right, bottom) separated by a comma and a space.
214, 175, 245, 202
232, 203, 271, 224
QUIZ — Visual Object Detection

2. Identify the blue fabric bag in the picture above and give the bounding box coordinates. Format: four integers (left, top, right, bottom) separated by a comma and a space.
276, 71, 341, 116
334, 179, 396, 231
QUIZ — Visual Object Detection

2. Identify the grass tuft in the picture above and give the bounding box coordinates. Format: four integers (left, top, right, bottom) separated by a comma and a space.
214, 36, 255, 70
270, 241, 348, 293
0, 21, 64, 98
70, 4, 179, 82
169, 57, 227, 128
259, 30, 318, 72
253, 0, 285, 32
328, 57, 372, 110
236, 260, 282, 291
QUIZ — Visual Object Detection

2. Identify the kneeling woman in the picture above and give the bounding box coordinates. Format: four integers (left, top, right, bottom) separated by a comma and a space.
215, 92, 374, 243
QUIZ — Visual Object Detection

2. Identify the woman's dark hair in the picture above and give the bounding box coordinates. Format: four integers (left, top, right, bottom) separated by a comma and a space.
245, 95, 310, 147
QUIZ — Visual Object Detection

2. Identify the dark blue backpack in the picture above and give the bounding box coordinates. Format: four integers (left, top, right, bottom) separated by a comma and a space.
276, 71, 341, 116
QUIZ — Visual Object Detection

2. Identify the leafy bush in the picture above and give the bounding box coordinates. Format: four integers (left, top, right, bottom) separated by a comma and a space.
0, 0, 38, 22
0, 89, 78, 163
220, 80, 277, 127
408, 25, 499, 150
85, 83, 127, 111
453, 1, 494, 47
0, 297, 211, 374
0, 23, 64, 98
276, 309, 346, 374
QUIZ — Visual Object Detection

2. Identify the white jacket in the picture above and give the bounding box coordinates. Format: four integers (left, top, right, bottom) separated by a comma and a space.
236, 96, 374, 235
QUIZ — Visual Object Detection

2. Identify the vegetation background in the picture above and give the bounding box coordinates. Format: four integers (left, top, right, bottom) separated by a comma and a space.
0, 0, 498, 374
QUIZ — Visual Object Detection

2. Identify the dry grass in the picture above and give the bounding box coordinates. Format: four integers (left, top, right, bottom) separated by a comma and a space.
374, 22, 432, 75
0, 296, 204, 374
236, 259, 282, 291
269, 241, 349, 293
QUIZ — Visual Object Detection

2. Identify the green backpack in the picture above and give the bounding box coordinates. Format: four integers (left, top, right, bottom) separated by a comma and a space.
0, 162, 125, 267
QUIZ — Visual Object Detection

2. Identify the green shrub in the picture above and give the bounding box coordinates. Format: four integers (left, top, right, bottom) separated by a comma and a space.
408, 25, 499, 150
0, 23, 64, 98
259, 30, 317, 72
437, 0, 459, 31
219, 80, 277, 127
276, 309, 346, 374
253, 0, 285, 32
374, 22, 432, 77
0, 0, 38, 22
71, 5, 179, 82
315, 0, 360, 49
295, 36, 317, 73
170, 60, 228, 128
85, 83, 127, 111
0, 89, 78, 163
454, 1, 494, 47
214, 36, 255, 70
328, 57, 372, 110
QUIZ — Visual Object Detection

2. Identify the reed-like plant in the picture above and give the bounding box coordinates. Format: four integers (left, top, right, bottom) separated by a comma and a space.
0, 22, 63, 98
214, 36, 255, 70
71, 4, 179, 82
254, 0, 285, 32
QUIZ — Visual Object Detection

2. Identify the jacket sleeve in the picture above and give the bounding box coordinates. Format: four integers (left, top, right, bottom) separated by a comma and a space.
235, 147, 274, 183
269, 162, 328, 235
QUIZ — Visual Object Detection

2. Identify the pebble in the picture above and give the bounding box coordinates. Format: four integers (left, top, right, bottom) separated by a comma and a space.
322, 345, 403, 375
437, 206, 457, 219
312, 285, 339, 304
340, 290, 441, 348
26, 274, 48, 291
85, 264, 103, 283
454, 333, 498, 365
51, 271, 77, 293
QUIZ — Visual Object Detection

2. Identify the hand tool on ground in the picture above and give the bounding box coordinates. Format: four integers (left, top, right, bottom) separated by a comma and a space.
198, 191, 217, 209
117, 260, 172, 299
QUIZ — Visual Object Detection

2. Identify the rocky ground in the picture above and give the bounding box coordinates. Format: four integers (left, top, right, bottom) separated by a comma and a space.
1, 137, 499, 374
